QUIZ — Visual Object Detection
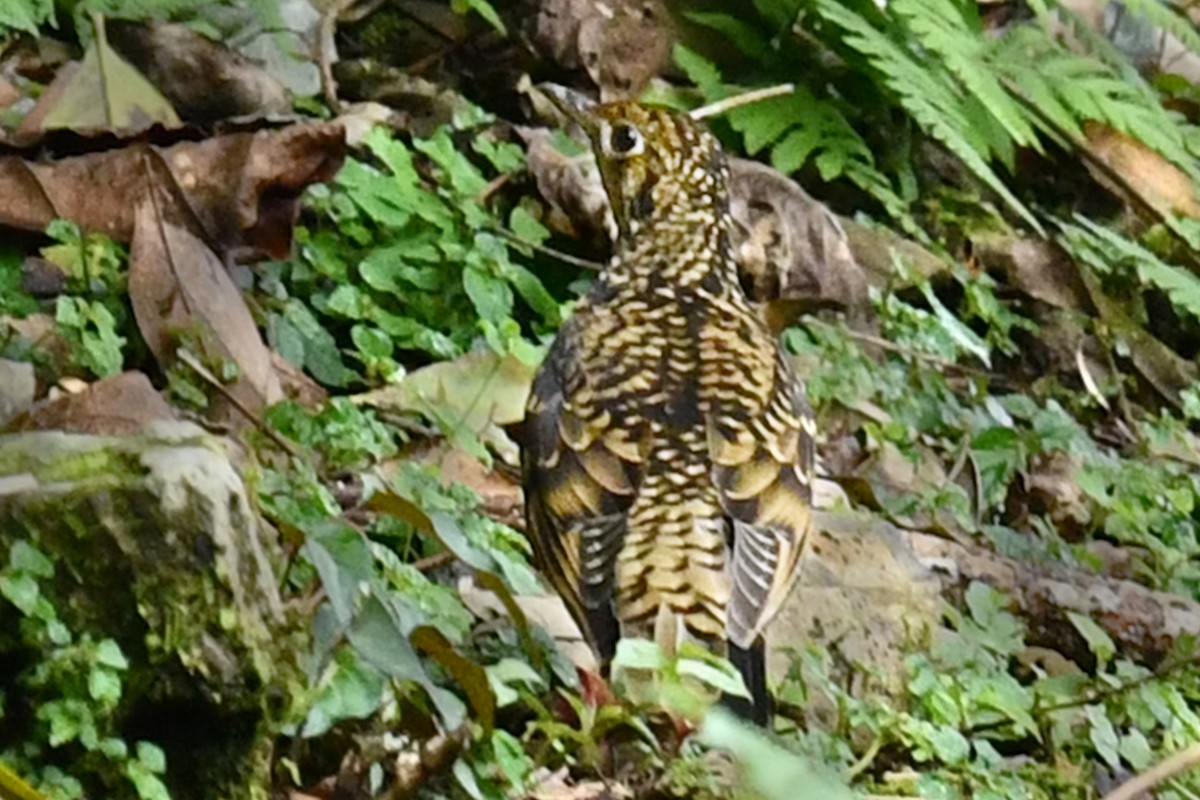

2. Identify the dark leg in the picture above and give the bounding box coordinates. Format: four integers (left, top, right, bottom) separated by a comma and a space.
588, 601, 621, 667
723, 638, 770, 726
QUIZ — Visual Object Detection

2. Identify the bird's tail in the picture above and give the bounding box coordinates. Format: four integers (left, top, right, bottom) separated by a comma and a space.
723, 638, 770, 725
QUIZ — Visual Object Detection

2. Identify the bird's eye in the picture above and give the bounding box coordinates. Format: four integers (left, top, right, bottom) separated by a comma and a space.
602, 122, 644, 158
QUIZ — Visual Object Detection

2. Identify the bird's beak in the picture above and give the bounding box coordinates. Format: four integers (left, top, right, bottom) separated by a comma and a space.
534, 83, 600, 138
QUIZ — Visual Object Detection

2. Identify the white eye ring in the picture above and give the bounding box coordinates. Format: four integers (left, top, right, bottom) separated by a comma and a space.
599, 121, 644, 158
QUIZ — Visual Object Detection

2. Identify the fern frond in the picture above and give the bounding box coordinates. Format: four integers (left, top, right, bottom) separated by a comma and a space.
893, 0, 1041, 159
1061, 216, 1200, 323
815, 0, 1043, 232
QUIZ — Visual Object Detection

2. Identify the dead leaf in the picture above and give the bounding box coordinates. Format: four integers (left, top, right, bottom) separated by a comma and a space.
106, 19, 291, 123
130, 192, 283, 422
0, 122, 345, 261
0, 77, 18, 109
1085, 121, 1200, 220
525, 768, 632, 799
352, 350, 537, 464
23, 17, 179, 135
532, 0, 672, 100
730, 157, 869, 312
974, 235, 1091, 311
3, 371, 174, 435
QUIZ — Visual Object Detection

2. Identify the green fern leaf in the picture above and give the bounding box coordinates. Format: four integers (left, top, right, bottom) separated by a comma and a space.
816, 0, 1043, 233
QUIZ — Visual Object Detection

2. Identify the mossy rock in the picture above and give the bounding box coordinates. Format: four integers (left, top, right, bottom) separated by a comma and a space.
0, 422, 305, 800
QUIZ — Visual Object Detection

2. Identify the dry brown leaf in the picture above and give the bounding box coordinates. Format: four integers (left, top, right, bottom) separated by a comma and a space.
0, 122, 345, 261
730, 157, 869, 312
130, 193, 283, 421
532, 0, 672, 100
107, 19, 291, 123
3, 371, 174, 435
1085, 121, 1200, 219
974, 235, 1091, 311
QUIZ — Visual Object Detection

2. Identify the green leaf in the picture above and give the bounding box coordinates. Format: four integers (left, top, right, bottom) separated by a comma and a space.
1066, 611, 1116, 665
698, 709, 854, 800
39, 25, 179, 132
1086, 704, 1121, 768
95, 639, 128, 670
612, 638, 665, 672
9, 541, 53, 578
87, 668, 122, 704
0, 573, 39, 615
463, 266, 514, 324
135, 742, 167, 774
301, 647, 387, 737
450, 0, 506, 35
304, 520, 373, 626
677, 658, 750, 698
927, 726, 970, 765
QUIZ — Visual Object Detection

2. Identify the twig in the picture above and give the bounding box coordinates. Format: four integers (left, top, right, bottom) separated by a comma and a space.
317, 0, 358, 113
488, 223, 606, 271
690, 84, 795, 120
1100, 742, 1200, 800
807, 319, 996, 378
411, 551, 455, 573
175, 349, 302, 458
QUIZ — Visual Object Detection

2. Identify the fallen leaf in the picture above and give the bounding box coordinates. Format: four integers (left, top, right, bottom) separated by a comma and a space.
106, 19, 291, 123
352, 350, 537, 464
4, 371, 174, 435
730, 157, 869, 313
130, 191, 283, 422
24, 18, 179, 135
532, 0, 672, 100
0, 123, 345, 261
1085, 121, 1200, 220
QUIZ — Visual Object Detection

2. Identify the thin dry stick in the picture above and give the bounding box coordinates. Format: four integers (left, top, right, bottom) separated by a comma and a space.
488, 223, 605, 271
175, 349, 302, 457
689, 83, 796, 120
1100, 742, 1200, 800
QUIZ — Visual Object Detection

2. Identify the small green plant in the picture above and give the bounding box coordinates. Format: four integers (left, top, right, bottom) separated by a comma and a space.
0, 542, 171, 800
275, 117, 563, 388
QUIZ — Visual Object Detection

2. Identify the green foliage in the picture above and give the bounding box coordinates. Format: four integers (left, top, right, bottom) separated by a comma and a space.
676, 0, 1200, 236
54, 297, 125, 378
0, 542, 171, 800
782, 581, 1200, 799
277, 119, 561, 390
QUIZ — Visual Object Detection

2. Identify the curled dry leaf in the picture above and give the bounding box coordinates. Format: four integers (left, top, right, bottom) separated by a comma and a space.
3, 371, 174, 435
518, 126, 613, 247
531, 0, 673, 100
130, 191, 284, 422
0, 123, 346, 261
730, 157, 869, 313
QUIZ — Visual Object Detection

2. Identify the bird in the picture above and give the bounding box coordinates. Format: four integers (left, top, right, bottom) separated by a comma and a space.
520, 84, 816, 725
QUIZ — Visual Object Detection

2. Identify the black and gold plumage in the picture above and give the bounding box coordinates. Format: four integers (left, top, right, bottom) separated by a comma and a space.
521, 87, 816, 724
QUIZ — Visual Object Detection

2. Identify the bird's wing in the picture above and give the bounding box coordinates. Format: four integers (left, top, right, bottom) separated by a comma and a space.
709, 355, 815, 649
520, 317, 643, 654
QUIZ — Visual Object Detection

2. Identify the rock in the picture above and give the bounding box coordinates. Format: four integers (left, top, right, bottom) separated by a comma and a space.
0, 358, 35, 424
0, 421, 300, 800
769, 510, 941, 702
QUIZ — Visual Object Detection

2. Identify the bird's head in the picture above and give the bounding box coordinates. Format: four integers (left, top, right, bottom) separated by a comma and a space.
538, 85, 729, 243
